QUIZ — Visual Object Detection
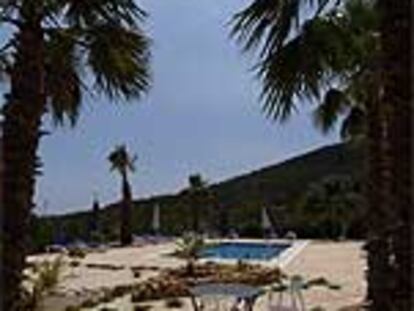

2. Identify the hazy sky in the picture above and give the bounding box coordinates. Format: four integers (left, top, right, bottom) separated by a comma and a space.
35, 0, 339, 215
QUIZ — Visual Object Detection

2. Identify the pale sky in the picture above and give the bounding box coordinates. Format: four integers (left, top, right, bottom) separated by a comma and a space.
35, 0, 339, 215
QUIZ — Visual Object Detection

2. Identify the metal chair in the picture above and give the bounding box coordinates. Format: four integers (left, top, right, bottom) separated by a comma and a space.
267, 275, 306, 311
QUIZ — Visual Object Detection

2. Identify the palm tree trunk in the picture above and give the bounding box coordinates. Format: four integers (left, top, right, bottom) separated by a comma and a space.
193, 201, 200, 233
381, 0, 412, 309
365, 93, 395, 310
190, 193, 200, 233
340, 221, 347, 240
120, 173, 133, 245
2, 14, 45, 310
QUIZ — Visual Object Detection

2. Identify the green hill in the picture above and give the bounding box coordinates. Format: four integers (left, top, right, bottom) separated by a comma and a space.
32, 143, 364, 249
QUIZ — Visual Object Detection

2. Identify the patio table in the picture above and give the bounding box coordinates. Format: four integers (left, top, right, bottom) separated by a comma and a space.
189, 283, 262, 311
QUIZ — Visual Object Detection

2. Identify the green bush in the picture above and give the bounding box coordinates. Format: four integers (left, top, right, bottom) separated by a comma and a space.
175, 233, 205, 275
22, 256, 64, 309
69, 260, 81, 267
67, 247, 87, 258
165, 297, 183, 308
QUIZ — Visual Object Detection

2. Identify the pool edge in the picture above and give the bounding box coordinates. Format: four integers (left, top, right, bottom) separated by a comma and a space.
198, 239, 310, 268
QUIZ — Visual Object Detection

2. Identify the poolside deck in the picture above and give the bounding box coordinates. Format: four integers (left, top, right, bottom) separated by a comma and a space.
282, 241, 366, 310
33, 241, 366, 310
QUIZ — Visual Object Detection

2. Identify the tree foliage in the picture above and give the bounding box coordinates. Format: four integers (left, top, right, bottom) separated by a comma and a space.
297, 175, 364, 238
108, 144, 137, 245
231, 0, 378, 140
108, 144, 137, 177
0, 0, 151, 125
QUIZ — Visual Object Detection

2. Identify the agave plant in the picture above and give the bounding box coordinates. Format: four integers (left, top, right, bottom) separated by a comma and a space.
22, 256, 64, 310
175, 233, 205, 276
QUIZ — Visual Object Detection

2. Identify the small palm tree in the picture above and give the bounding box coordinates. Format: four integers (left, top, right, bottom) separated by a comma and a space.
1, 1, 150, 308
108, 145, 137, 246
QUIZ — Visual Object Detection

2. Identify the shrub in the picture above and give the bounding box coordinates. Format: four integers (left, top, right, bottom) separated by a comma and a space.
165, 297, 183, 308
85, 263, 124, 270
131, 267, 141, 278
175, 233, 204, 275
236, 259, 248, 271
68, 247, 86, 258
22, 256, 64, 309
69, 260, 81, 267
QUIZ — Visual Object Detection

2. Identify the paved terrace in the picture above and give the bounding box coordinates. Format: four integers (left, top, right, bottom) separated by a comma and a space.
30, 241, 366, 310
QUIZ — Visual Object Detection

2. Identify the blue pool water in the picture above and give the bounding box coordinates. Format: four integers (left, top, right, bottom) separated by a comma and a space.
201, 242, 290, 260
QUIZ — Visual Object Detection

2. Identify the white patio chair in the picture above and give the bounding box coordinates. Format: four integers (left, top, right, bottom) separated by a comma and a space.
267, 275, 306, 311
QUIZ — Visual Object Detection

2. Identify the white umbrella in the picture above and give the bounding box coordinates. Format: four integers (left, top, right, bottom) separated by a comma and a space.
261, 206, 272, 230
152, 204, 160, 233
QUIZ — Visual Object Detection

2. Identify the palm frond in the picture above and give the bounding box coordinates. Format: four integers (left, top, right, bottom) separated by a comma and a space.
231, 0, 332, 56
86, 23, 150, 101
231, 0, 376, 128
108, 144, 137, 174
0, 0, 21, 22
258, 16, 350, 120
44, 28, 83, 126
58, 0, 146, 28
340, 106, 366, 140
313, 88, 348, 133
0, 50, 12, 81
41, 0, 151, 113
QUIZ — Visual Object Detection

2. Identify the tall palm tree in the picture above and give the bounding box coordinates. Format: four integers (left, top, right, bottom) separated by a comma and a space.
89, 196, 101, 242
108, 145, 137, 246
1, 1, 150, 309
187, 174, 211, 233
379, 0, 412, 309
231, 0, 399, 308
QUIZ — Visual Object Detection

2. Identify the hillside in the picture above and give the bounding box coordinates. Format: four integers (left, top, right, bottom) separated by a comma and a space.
211, 142, 362, 206
32, 143, 364, 248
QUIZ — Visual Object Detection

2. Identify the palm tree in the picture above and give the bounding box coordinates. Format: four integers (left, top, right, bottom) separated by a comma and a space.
379, 0, 412, 309
1, 1, 150, 309
108, 145, 137, 246
187, 174, 209, 233
89, 196, 101, 244
231, 0, 398, 308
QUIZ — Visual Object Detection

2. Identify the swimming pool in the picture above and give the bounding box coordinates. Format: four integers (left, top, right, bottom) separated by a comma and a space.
201, 242, 291, 260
